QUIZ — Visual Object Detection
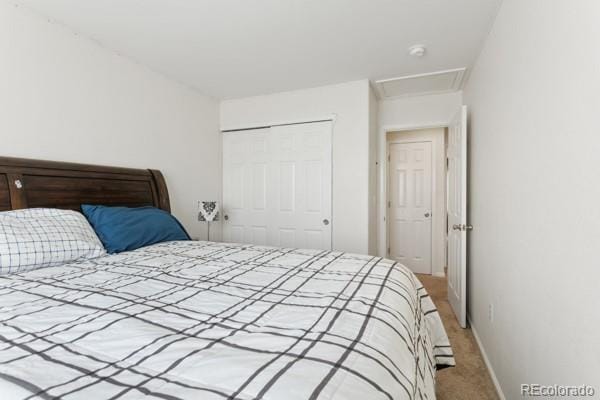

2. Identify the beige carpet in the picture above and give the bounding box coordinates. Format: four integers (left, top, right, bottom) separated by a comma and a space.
416, 274, 499, 400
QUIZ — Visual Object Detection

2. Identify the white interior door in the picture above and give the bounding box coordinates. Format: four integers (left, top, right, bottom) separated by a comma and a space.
222, 128, 271, 245
222, 121, 332, 250
270, 122, 332, 250
388, 141, 433, 274
448, 105, 468, 328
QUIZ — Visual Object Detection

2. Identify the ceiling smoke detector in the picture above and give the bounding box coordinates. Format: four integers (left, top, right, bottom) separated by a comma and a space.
408, 44, 427, 57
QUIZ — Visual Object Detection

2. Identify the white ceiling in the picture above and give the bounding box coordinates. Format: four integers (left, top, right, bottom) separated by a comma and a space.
15, 0, 501, 99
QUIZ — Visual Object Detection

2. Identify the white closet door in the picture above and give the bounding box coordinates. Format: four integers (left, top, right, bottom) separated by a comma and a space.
222, 121, 332, 250
270, 122, 332, 250
222, 128, 271, 245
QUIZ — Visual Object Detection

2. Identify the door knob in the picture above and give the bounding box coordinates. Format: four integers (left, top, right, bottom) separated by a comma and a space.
223, 215, 229, 221
424, 212, 430, 218
322, 219, 330, 226
452, 224, 473, 231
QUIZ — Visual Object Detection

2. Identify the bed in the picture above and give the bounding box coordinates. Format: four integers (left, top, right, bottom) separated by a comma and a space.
0, 156, 454, 400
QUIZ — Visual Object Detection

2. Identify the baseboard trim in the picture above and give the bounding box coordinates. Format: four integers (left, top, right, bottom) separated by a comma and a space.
467, 316, 507, 400
432, 271, 446, 278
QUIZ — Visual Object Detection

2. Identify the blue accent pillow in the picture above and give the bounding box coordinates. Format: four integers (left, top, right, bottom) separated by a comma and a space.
81, 205, 190, 254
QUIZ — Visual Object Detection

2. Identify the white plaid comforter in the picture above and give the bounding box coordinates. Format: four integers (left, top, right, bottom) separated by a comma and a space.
0, 241, 454, 400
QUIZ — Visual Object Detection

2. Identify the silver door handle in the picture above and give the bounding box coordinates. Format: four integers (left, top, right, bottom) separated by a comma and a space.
424, 212, 430, 217
223, 215, 229, 221
322, 219, 330, 226
452, 224, 473, 231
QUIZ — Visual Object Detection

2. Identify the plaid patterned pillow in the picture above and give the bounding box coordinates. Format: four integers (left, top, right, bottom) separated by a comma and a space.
0, 208, 106, 275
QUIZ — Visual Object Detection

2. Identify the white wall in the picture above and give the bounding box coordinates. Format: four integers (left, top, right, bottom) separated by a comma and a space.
464, 1, 600, 398
377, 92, 463, 271
220, 80, 372, 254
379, 92, 463, 130
0, 3, 220, 240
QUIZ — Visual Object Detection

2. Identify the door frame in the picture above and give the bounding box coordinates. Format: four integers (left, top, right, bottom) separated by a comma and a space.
379, 123, 448, 277
387, 138, 435, 274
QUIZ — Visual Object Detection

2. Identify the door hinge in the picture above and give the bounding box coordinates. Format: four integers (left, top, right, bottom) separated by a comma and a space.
387, 201, 391, 208
387, 154, 390, 162
387, 247, 390, 254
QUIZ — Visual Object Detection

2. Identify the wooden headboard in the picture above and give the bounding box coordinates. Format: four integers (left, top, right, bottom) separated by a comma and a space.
0, 156, 170, 212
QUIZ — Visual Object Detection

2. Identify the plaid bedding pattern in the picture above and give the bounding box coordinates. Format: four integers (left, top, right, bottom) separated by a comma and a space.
0, 241, 454, 400
0, 208, 105, 275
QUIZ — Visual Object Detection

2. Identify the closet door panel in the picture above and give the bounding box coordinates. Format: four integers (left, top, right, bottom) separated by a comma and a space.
223, 122, 332, 250
222, 128, 271, 244
270, 121, 332, 250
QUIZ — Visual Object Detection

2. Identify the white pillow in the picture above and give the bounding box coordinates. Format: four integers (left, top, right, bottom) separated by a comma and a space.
0, 208, 106, 275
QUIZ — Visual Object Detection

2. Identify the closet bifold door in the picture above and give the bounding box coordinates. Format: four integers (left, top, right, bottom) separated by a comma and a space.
222, 121, 332, 250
